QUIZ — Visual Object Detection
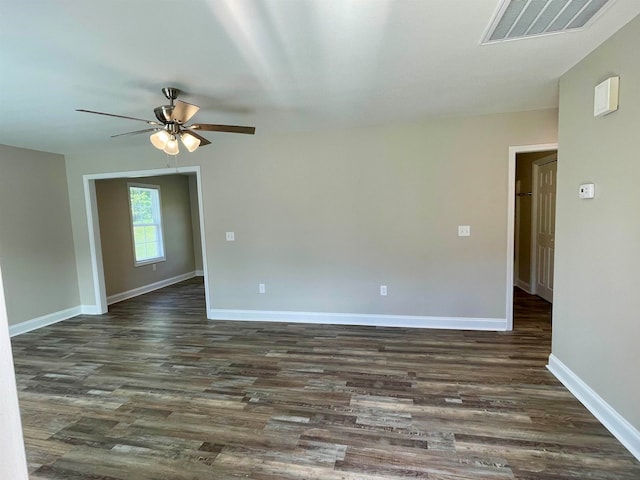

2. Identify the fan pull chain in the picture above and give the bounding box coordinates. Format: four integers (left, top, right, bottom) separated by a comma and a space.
165, 151, 180, 170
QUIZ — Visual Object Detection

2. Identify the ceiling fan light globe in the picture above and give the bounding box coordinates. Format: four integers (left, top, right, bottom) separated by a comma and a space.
150, 130, 170, 150
163, 137, 179, 155
181, 132, 201, 152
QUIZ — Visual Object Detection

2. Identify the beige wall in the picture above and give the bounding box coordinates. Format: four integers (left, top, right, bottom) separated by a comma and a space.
0, 145, 79, 326
554, 15, 640, 430
95, 175, 196, 298
66, 109, 557, 320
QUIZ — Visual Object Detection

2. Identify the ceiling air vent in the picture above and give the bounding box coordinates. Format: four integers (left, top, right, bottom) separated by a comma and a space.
483, 0, 612, 43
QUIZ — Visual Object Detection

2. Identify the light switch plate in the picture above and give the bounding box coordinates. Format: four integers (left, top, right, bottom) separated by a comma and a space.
226, 232, 235, 241
579, 183, 595, 199
458, 225, 471, 237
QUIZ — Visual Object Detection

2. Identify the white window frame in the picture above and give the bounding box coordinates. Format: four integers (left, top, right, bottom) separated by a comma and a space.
127, 182, 166, 266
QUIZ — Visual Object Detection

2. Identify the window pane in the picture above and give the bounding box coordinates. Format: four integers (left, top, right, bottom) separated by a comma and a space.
147, 243, 159, 258
133, 226, 145, 243
135, 243, 147, 260
129, 184, 164, 264
130, 188, 154, 225
144, 226, 157, 242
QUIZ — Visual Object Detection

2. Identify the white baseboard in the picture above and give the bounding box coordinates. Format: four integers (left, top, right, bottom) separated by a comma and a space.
9, 306, 82, 337
208, 309, 507, 331
11, 273, 199, 334
195, 270, 204, 277
515, 279, 532, 294
80, 305, 103, 315
107, 271, 196, 305
547, 353, 640, 461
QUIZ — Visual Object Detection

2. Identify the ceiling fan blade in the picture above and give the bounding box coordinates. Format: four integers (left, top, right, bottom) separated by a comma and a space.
183, 130, 211, 146
171, 100, 200, 124
189, 124, 256, 135
76, 109, 161, 125
111, 128, 158, 138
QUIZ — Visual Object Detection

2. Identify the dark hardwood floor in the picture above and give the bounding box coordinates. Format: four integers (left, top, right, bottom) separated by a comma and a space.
11, 279, 640, 479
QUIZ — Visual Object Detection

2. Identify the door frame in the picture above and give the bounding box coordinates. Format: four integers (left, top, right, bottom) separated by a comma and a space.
530, 154, 558, 298
83, 166, 210, 315
506, 143, 557, 330
514, 178, 522, 289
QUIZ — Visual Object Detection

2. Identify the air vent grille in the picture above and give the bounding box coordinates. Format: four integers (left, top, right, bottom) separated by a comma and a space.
483, 0, 611, 43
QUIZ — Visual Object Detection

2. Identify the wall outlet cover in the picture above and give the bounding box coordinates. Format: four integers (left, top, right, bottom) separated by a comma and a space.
458, 225, 471, 236
578, 183, 595, 199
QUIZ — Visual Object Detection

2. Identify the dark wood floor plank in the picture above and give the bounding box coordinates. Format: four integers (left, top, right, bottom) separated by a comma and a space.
10, 279, 640, 478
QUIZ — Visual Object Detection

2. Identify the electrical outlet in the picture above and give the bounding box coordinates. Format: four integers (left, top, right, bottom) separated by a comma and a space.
152, 264, 156, 272
226, 232, 235, 241
380, 285, 387, 296
458, 225, 471, 237
259, 283, 265, 294
578, 183, 595, 199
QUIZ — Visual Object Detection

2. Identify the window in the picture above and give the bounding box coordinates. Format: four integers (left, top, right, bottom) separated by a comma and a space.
128, 183, 165, 265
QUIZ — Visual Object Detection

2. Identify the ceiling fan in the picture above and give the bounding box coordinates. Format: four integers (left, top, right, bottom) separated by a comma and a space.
77, 87, 255, 155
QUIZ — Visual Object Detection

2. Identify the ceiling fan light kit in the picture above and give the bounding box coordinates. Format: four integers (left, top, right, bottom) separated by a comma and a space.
149, 127, 200, 155
180, 132, 201, 152
77, 87, 255, 155
163, 137, 179, 156
150, 130, 171, 150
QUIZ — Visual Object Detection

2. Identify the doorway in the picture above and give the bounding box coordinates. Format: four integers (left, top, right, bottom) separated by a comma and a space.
514, 151, 557, 299
94, 174, 203, 305
83, 166, 211, 315
506, 143, 557, 330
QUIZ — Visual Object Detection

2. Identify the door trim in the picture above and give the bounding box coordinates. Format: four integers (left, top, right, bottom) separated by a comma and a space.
514, 179, 521, 288
506, 143, 558, 330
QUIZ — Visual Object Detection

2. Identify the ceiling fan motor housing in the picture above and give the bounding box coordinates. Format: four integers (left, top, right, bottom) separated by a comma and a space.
155, 87, 181, 123
162, 87, 180, 101
154, 105, 174, 123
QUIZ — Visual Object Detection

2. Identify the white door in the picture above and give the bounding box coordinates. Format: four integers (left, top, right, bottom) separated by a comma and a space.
534, 160, 557, 303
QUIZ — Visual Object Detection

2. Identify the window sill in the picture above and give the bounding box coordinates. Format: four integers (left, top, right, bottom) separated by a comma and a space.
134, 257, 166, 267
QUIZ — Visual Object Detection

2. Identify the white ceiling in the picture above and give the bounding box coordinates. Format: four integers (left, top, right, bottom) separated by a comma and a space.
1, 0, 639, 155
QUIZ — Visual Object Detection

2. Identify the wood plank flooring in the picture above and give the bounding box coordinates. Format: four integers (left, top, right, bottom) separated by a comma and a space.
10, 279, 640, 479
